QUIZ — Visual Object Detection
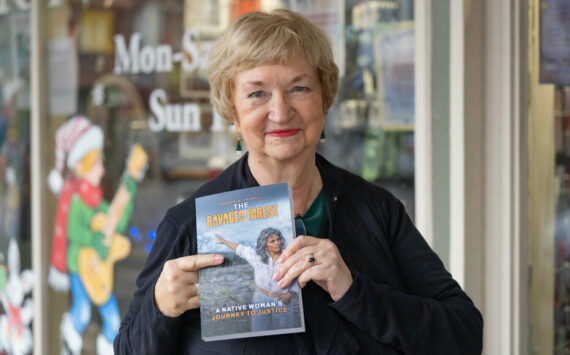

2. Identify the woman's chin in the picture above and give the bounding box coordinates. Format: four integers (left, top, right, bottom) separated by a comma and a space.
263, 148, 311, 163
253, 142, 315, 163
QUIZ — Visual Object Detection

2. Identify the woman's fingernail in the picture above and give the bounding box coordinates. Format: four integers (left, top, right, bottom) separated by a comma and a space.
278, 253, 286, 263
214, 255, 224, 263
277, 280, 285, 287
272, 270, 280, 280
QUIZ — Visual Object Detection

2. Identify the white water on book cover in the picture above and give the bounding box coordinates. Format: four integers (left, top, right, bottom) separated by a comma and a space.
196, 183, 305, 341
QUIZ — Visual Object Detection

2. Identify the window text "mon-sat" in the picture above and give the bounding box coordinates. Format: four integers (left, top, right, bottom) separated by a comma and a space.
113, 29, 209, 75
113, 29, 222, 133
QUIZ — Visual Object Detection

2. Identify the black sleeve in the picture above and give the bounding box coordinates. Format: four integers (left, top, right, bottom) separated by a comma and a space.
330, 196, 483, 354
114, 214, 191, 355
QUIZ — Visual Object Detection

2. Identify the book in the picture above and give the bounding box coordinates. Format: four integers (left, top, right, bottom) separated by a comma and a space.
195, 183, 305, 341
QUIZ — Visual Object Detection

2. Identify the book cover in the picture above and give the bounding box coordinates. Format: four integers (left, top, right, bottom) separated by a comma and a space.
196, 183, 305, 341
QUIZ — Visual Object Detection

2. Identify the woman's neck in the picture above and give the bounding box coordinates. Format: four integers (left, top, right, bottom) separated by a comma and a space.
247, 151, 323, 216
270, 251, 280, 264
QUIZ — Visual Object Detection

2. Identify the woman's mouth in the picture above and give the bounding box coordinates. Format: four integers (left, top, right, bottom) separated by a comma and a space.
267, 129, 300, 137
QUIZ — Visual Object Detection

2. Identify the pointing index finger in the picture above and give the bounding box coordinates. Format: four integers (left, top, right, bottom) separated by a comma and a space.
175, 254, 224, 271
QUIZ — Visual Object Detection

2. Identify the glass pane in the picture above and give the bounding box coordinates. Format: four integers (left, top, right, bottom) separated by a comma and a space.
43, 1, 414, 353
0, 5, 33, 355
44, 2, 230, 353
318, 0, 415, 218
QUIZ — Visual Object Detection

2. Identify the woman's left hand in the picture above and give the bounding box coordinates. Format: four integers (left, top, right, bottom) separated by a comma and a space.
278, 292, 293, 305
273, 236, 352, 301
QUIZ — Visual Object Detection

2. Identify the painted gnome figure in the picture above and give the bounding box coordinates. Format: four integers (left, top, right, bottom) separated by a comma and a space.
47, 115, 147, 355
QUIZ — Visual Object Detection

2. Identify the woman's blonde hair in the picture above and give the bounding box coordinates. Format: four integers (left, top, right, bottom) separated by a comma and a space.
209, 9, 339, 124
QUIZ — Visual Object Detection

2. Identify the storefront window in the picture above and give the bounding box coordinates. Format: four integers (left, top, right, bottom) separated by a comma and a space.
0, 4, 33, 355
43, 0, 414, 353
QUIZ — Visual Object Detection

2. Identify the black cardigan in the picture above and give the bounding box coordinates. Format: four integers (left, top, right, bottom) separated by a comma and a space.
115, 154, 483, 354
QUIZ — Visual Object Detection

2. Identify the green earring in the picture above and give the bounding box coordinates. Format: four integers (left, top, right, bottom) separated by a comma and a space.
320, 129, 326, 143
236, 133, 243, 155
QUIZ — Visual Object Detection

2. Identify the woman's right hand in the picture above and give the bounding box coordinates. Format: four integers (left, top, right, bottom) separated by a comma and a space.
215, 234, 238, 251
154, 254, 224, 317
214, 234, 225, 244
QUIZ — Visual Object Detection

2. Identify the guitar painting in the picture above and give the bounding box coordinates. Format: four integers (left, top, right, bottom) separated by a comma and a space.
47, 116, 148, 355
78, 144, 148, 305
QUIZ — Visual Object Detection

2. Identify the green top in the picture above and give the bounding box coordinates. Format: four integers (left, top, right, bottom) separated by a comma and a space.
301, 189, 327, 236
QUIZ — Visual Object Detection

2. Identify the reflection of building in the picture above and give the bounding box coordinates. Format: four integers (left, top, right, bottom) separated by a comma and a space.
0, 0, 566, 353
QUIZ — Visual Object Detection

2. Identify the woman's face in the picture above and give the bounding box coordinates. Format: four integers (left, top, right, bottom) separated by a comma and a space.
266, 234, 282, 253
232, 52, 324, 163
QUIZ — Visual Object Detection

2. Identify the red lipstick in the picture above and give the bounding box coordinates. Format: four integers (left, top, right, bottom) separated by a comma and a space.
268, 129, 300, 137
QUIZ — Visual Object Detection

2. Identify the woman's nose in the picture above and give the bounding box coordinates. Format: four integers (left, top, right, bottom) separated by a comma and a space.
268, 92, 293, 122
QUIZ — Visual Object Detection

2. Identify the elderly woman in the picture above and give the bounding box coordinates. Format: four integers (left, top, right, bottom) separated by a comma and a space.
115, 9, 483, 354
215, 228, 299, 330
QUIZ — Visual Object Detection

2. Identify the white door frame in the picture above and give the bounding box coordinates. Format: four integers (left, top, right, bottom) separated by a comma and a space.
482, 0, 526, 353
31, 0, 49, 354
416, 0, 528, 353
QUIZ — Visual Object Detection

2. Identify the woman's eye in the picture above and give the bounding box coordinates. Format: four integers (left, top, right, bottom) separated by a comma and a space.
293, 86, 309, 92
248, 91, 263, 99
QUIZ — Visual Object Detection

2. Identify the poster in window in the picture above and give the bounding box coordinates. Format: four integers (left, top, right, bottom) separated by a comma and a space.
540, 0, 570, 85
289, 0, 345, 76
375, 21, 414, 130
181, 1, 229, 98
